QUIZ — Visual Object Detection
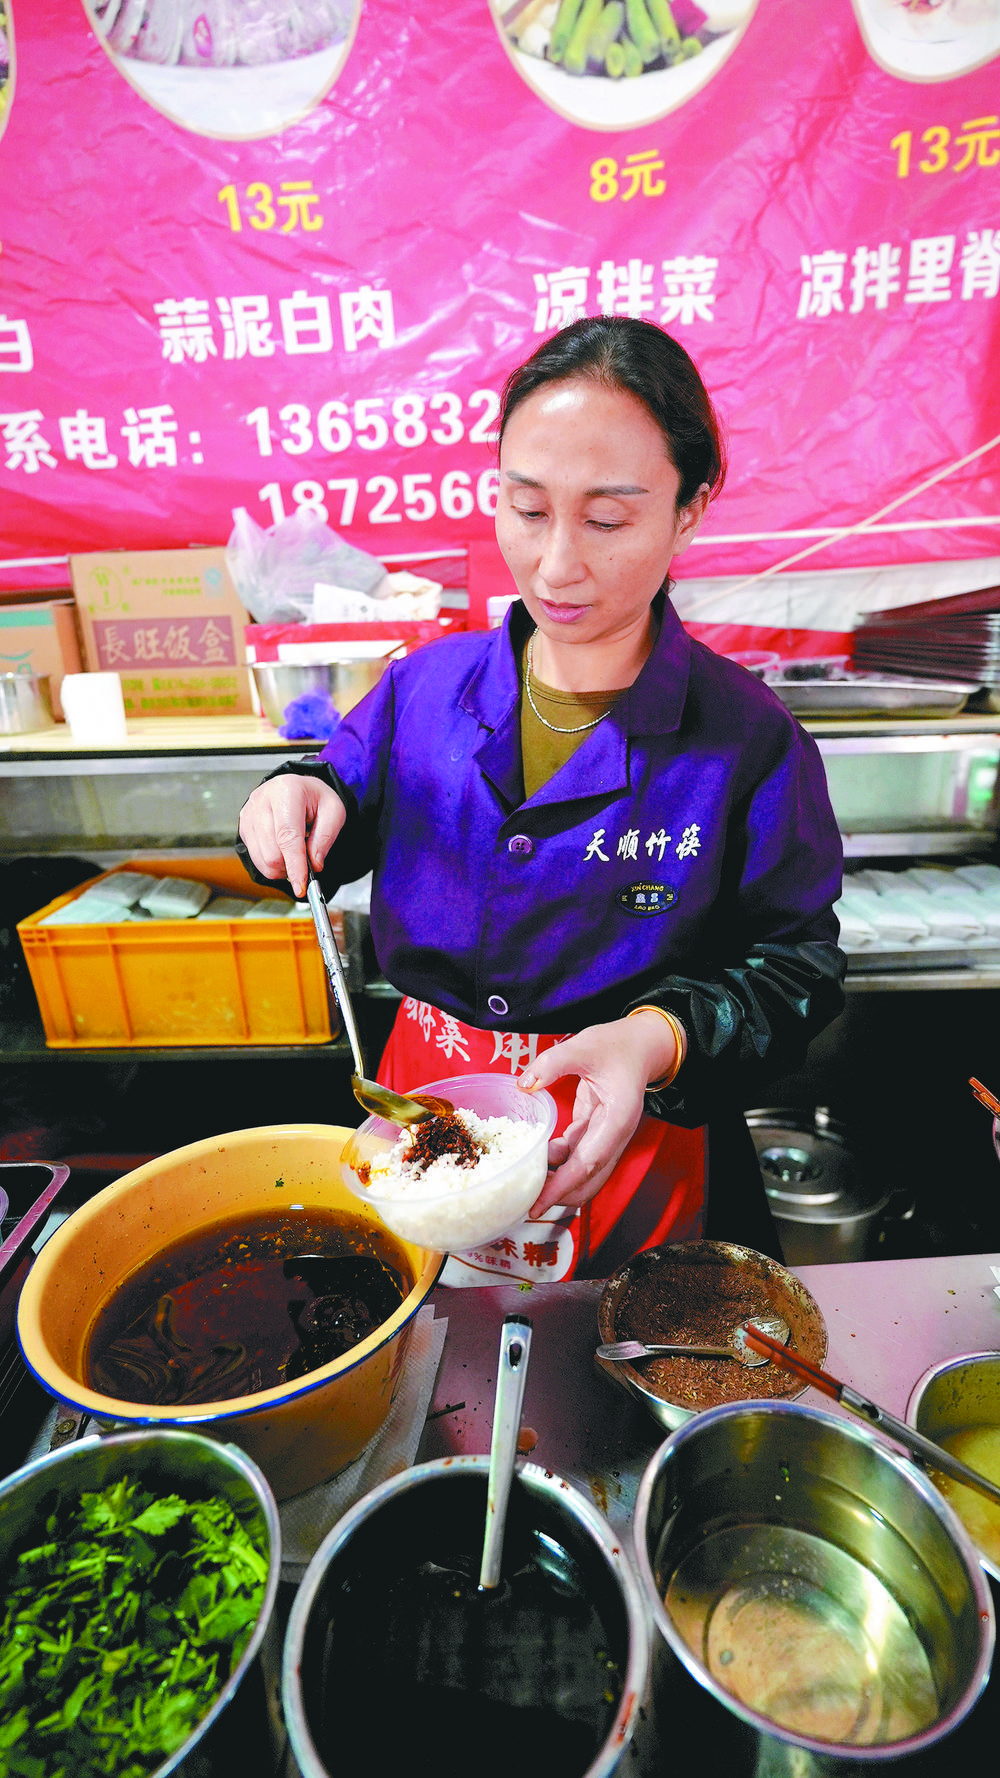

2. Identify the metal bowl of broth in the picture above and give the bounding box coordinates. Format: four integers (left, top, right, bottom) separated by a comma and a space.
907, 1351, 1000, 1584
282, 1455, 652, 1778
16, 1124, 443, 1500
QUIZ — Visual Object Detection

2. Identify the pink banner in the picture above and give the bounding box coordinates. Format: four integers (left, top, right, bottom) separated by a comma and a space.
2, 0, 1000, 592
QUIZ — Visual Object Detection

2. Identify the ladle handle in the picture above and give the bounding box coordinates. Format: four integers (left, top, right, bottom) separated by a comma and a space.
743, 1328, 1000, 1512
840, 1388, 1000, 1513
480, 1314, 533, 1591
305, 867, 366, 1079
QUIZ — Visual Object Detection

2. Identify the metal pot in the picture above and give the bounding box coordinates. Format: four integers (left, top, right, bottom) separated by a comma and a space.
746, 1106, 903, 1265
282, 1454, 652, 1778
0, 1428, 285, 1777
634, 1400, 994, 1771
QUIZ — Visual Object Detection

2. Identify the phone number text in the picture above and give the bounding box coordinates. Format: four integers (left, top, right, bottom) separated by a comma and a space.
246, 389, 500, 458
259, 469, 500, 527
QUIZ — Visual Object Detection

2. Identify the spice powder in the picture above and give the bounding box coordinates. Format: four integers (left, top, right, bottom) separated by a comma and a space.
613, 1253, 820, 1408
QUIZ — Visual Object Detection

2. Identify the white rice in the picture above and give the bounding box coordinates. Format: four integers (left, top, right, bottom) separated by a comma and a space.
368, 1110, 536, 1201
360, 1109, 546, 1249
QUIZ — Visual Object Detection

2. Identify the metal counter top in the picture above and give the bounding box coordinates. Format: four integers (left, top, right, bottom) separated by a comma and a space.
416, 1253, 1000, 1547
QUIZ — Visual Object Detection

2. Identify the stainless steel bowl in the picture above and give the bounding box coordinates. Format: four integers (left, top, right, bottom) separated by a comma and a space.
908, 1350, 1000, 1583
283, 1455, 652, 1778
634, 1400, 994, 1767
0, 1428, 284, 1777
596, 1239, 828, 1433
251, 659, 392, 730
0, 671, 55, 735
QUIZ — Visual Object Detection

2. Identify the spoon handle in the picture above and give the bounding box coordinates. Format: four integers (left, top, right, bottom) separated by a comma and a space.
480, 1314, 533, 1591
597, 1341, 732, 1361
305, 868, 367, 1078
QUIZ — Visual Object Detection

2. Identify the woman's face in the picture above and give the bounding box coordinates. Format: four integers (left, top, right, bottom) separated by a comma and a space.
495, 375, 708, 651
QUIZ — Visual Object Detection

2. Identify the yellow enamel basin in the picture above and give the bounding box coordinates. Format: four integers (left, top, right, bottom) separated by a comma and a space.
16, 1124, 443, 1501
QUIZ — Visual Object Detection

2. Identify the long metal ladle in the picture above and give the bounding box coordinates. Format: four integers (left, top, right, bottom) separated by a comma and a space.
597, 1316, 791, 1370
744, 1323, 1000, 1511
305, 865, 451, 1127
480, 1314, 533, 1590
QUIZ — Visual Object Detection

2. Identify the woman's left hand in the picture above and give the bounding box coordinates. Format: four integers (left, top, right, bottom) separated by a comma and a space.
519, 1012, 678, 1216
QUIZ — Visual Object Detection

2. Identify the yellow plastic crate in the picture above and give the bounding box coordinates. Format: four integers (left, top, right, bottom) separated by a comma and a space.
17, 856, 339, 1048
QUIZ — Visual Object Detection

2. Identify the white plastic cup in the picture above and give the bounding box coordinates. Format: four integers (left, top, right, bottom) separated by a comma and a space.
60, 672, 128, 744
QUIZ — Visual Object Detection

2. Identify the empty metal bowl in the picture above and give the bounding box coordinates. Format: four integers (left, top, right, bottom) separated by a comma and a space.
0, 671, 55, 735
908, 1350, 1000, 1583
634, 1399, 994, 1765
251, 659, 393, 731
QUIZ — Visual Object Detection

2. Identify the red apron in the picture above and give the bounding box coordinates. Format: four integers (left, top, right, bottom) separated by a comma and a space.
378, 998, 705, 1285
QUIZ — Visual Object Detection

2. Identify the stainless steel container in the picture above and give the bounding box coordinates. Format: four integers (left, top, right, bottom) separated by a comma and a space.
595, 1239, 828, 1435
283, 1454, 652, 1778
251, 658, 392, 730
908, 1350, 1000, 1584
0, 1428, 285, 1778
746, 1107, 898, 1265
634, 1400, 993, 1771
0, 671, 55, 735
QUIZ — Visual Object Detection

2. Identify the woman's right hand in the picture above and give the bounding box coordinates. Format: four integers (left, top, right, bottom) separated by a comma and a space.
238, 777, 347, 900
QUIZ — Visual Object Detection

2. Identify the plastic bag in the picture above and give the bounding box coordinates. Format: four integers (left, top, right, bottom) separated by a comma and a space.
227, 506, 389, 625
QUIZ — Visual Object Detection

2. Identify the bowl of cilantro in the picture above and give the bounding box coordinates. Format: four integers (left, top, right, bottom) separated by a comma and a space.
0, 1426, 283, 1778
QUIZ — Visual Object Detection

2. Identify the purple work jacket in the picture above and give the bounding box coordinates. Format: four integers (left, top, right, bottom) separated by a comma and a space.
261, 597, 846, 1130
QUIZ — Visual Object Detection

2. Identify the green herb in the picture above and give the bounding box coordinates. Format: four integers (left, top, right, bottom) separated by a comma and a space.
0, 1474, 268, 1778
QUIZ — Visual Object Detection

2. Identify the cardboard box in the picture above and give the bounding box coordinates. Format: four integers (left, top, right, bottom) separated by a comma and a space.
0, 600, 83, 719
69, 548, 253, 718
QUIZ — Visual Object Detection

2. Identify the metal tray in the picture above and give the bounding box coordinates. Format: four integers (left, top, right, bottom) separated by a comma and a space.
846, 945, 1000, 973
763, 665, 972, 716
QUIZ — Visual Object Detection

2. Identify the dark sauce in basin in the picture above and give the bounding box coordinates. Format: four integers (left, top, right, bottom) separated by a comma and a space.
85, 1208, 411, 1405
310, 1535, 623, 1778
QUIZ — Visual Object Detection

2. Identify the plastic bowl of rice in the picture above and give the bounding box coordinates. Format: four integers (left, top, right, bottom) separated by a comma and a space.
341, 1074, 558, 1252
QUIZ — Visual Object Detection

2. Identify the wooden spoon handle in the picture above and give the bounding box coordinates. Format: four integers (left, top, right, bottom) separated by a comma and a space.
742, 1326, 842, 1400
970, 1076, 1000, 1117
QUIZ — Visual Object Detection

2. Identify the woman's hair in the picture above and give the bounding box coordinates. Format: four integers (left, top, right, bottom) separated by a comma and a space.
497, 315, 727, 508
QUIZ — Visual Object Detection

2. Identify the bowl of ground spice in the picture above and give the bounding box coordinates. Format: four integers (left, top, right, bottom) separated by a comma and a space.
596, 1241, 828, 1432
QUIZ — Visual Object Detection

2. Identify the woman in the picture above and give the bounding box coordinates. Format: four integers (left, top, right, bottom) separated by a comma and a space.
238, 317, 846, 1283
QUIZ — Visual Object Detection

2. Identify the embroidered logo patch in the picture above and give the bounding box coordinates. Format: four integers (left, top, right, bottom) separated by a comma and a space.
616, 882, 676, 916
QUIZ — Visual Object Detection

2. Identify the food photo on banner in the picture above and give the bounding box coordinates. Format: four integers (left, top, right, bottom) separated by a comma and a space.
0, 0, 999, 660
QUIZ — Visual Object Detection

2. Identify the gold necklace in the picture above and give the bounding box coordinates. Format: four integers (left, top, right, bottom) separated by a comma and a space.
523, 631, 616, 735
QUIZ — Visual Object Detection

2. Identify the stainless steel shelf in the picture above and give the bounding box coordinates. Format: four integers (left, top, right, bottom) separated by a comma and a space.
845, 965, 1000, 992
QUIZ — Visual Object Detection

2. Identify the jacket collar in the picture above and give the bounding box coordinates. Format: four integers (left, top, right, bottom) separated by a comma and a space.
462, 593, 692, 808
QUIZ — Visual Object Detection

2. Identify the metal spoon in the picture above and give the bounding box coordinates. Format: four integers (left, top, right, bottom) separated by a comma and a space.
596, 1315, 791, 1370
480, 1314, 533, 1590
304, 865, 451, 1126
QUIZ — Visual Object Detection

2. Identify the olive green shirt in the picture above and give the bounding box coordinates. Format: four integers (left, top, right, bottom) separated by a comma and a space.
519, 635, 624, 799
